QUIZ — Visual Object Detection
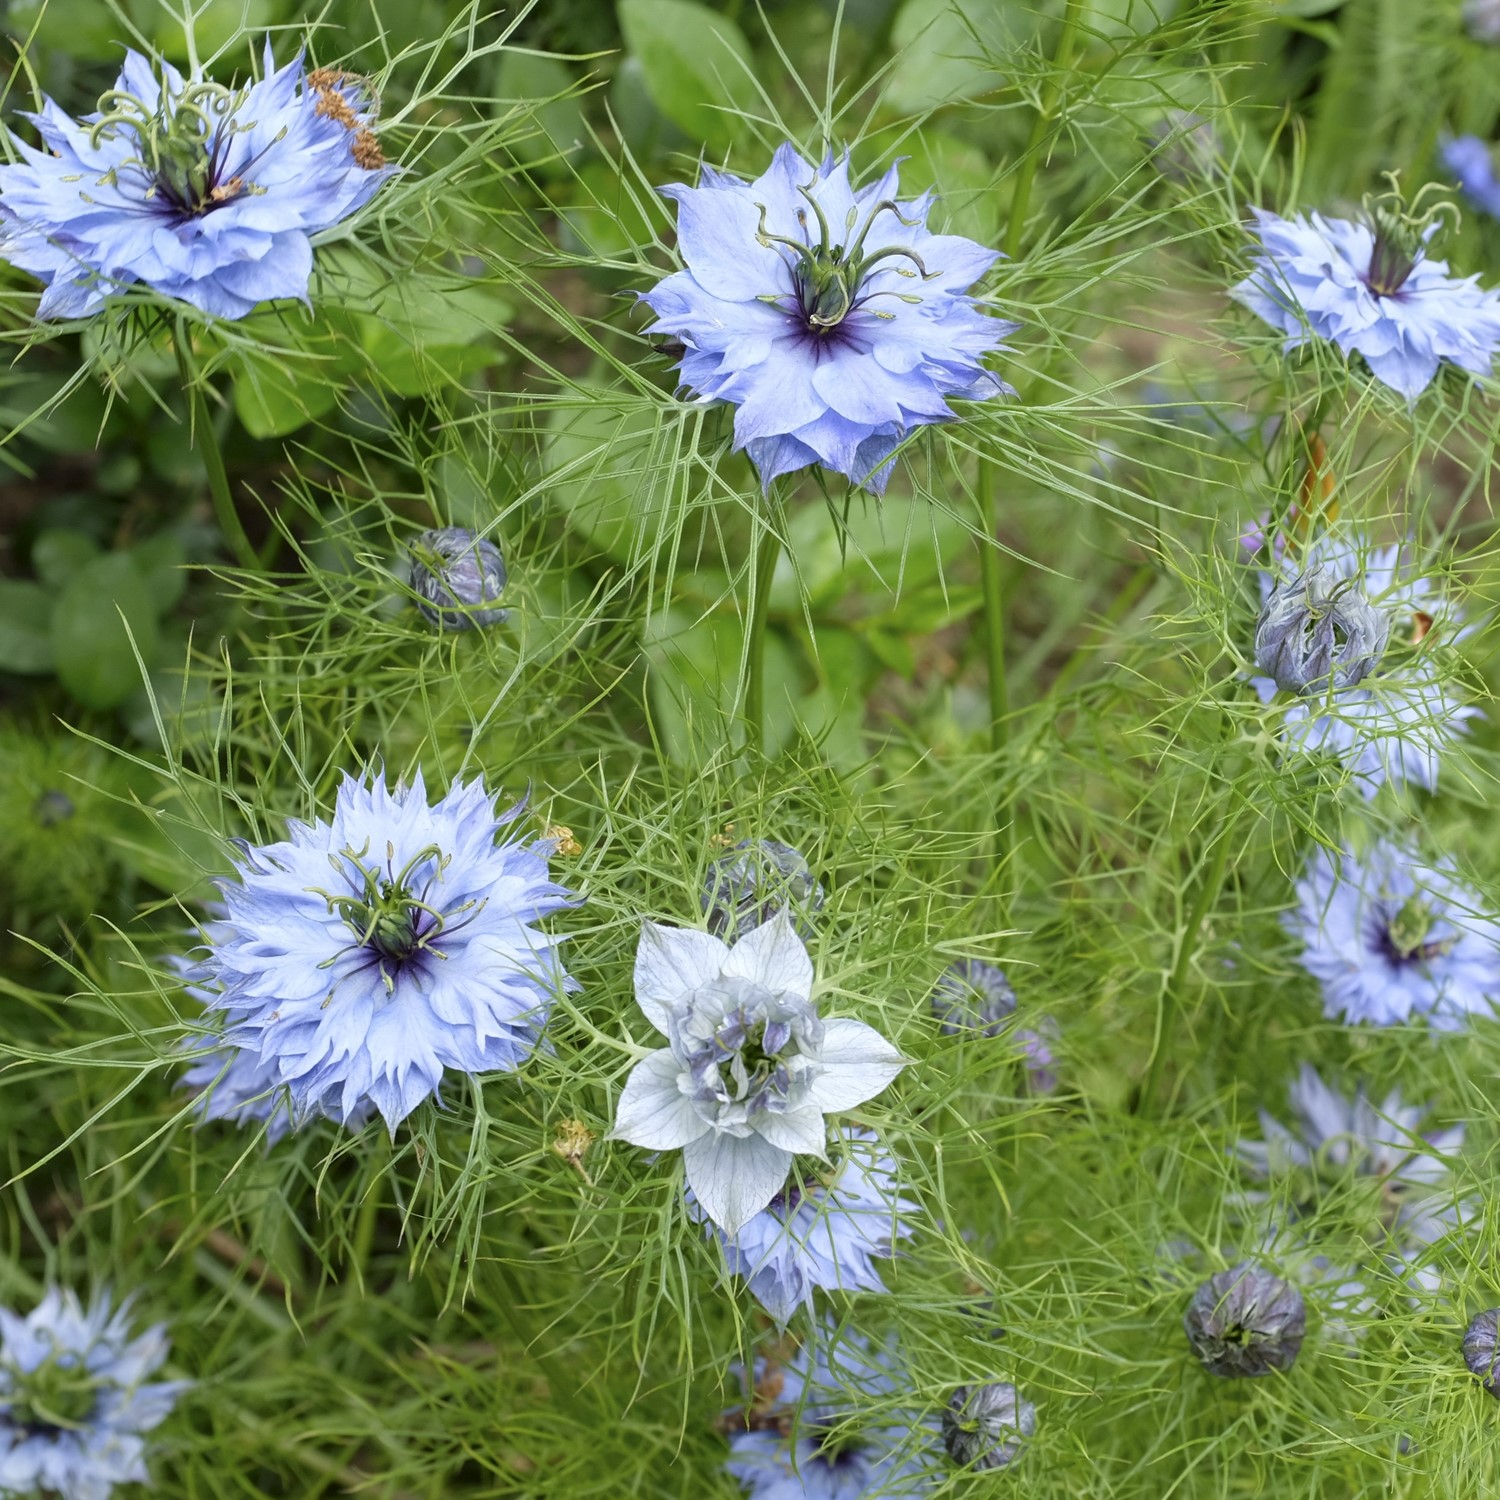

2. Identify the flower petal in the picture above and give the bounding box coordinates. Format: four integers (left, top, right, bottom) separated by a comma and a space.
610, 1049, 708, 1149
683, 1130, 793, 1233
806, 1017, 906, 1112
634, 921, 730, 1033
753, 1107, 829, 1157
721, 911, 813, 999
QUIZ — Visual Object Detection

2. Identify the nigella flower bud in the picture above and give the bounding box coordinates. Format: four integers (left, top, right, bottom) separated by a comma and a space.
1147, 110, 1222, 185
701, 839, 825, 940
930, 959, 1017, 1038
1253, 568, 1389, 695
1184, 1262, 1306, 1378
942, 1382, 1036, 1471
1464, 1309, 1500, 1396
409, 527, 509, 631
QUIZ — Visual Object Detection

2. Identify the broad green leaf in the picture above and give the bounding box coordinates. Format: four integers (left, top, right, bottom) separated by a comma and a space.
493, 52, 588, 157
618, 0, 758, 155
0, 581, 55, 675
886, 0, 1017, 114
231, 350, 342, 440
50, 552, 160, 711
30, 530, 100, 591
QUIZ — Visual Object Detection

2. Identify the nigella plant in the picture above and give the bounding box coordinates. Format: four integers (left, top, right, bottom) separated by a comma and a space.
641, 143, 1015, 493
0, 43, 395, 320
184, 769, 577, 1133
724, 1327, 935, 1499
1232, 195, 1500, 400
691, 1126, 915, 1327
407, 527, 509, 632
1288, 839, 1500, 1029
0, 1288, 186, 1499
611, 914, 905, 1233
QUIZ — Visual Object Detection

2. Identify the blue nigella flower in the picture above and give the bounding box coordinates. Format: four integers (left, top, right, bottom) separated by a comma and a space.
179, 1037, 375, 1144
611, 915, 905, 1234
0, 1288, 186, 1500
641, 144, 1016, 494
928, 959, 1016, 1038
692, 1126, 915, 1327
0, 44, 394, 320
1442, 136, 1500, 221
185, 769, 577, 1133
1232, 207, 1500, 400
1287, 839, 1500, 1029
1250, 530, 1478, 797
724, 1327, 936, 1499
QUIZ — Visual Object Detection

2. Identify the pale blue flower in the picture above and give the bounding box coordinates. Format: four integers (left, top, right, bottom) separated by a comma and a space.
185, 770, 577, 1132
1288, 839, 1500, 1029
179, 1037, 375, 1143
612, 915, 905, 1233
725, 1328, 936, 1499
1238, 1063, 1462, 1197
1250, 530, 1478, 796
0, 1289, 186, 1500
693, 1127, 914, 1326
641, 144, 1015, 494
928, 959, 1015, 1037
0, 44, 393, 320
1232, 207, 1500, 399
1442, 136, 1500, 220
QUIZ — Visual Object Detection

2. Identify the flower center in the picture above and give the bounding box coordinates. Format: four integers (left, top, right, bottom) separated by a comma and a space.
1364, 211, 1420, 299
88, 77, 262, 216
676, 977, 822, 1121
4, 1354, 99, 1436
806, 1415, 869, 1471
310, 840, 484, 994
1381, 896, 1456, 965
754, 183, 936, 334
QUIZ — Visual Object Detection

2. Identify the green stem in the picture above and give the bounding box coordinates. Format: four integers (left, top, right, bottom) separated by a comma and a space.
742, 508, 783, 758
1004, 0, 1086, 261
978, 462, 1008, 756
176, 337, 259, 571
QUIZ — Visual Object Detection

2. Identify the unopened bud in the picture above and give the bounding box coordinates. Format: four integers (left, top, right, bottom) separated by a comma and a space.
942, 1382, 1036, 1471
930, 959, 1017, 1038
409, 527, 508, 631
1464, 1308, 1500, 1396
1184, 1262, 1306, 1378
701, 839, 824, 940
1254, 569, 1388, 695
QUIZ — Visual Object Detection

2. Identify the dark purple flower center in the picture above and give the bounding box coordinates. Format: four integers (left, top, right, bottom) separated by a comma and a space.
312, 841, 484, 992
88, 79, 275, 220
805, 1413, 871, 1472
1364, 213, 1420, 299
1374, 896, 1456, 966
754, 183, 936, 337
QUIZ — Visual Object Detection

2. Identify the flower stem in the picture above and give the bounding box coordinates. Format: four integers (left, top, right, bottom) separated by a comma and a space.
742, 506, 783, 759
175, 337, 259, 571
978, 461, 1008, 756
1004, 0, 1086, 261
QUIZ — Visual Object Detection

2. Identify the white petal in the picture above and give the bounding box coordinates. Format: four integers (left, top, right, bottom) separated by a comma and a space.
754, 1107, 829, 1157
806, 1017, 906, 1112
609, 1050, 709, 1149
683, 1131, 793, 1233
721, 910, 813, 999
634, 921, 730, 1034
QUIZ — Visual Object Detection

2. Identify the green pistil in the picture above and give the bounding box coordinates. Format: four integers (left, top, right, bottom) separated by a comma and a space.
1365, 210, 1420, 298
754, 183, 935, 333
6, 1355, 99, 1433
1387, 896, 1454, 963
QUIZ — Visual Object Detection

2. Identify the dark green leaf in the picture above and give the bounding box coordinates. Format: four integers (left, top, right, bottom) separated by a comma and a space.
50, 553, 160, 711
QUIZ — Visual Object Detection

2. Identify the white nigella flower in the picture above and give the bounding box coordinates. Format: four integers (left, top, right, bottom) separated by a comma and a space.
611, 914, 906, 1233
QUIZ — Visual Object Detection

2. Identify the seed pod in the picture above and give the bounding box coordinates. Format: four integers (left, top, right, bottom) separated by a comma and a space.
1254, 568, 1389, 695
1184, 1262, 1306, 1378
930, 959, 1017, 1038
409, 527, 508, 631
1464, 1308, 1500, 1396
701, 839, 824, 939
942, 1382, 1036, 1471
